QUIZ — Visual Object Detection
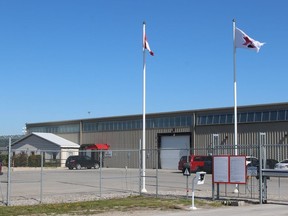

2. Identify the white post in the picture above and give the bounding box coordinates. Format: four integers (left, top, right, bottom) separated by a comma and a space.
190, 176, 197, 210
191, 191, 195, 209
233, 19, 239, 193
233, 19, 238, 157
141, 21, 147, 193
7, 137, 11, 206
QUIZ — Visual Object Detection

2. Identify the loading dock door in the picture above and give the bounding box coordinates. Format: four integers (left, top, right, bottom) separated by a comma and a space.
160, 135, 190, 169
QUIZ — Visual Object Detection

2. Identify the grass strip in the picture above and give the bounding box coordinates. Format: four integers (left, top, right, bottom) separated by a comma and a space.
0, 196, 222, 216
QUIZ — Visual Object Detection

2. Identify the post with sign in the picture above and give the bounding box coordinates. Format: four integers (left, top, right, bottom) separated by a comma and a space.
190, 171, 206, 210
183, 163, 191, 176
182, 161, 191, 198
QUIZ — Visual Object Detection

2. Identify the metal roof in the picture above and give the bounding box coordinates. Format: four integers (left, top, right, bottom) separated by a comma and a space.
26, 102, 288, 127
31, 132, 80, 148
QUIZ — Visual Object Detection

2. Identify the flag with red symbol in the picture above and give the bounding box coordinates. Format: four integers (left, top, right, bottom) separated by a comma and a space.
235, 27, 264, 52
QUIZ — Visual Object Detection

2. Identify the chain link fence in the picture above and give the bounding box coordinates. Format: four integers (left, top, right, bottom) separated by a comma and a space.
0, 142, 288, 206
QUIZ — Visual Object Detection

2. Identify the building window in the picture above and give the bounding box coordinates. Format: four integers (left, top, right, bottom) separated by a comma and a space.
278, 110, 286, 121
227, 114, 233, 124
200, 116, 207, 125
28, 108, 288, 133
187, 116, 192, 126
270, 111, 277, 121
262, 111, 270, 121
207, 115, 213, 124
255, 112, 262, 122
173, 116, 179, 126
180, 116, 186, 126
163, 117, 170, 127
247, 112, 254, 122
213, 115, 220, 124
239, 113, 246, 123
220, 115, 226, 124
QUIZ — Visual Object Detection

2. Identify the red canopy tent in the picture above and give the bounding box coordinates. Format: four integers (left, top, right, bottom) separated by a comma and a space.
84, 143, 110, 150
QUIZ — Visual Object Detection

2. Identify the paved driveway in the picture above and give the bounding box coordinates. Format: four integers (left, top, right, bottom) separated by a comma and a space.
94, 204, 288, 216
1, 168, 288, 206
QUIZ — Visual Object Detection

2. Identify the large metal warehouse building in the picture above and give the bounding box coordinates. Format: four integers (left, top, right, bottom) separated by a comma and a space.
25, 102, 288, 169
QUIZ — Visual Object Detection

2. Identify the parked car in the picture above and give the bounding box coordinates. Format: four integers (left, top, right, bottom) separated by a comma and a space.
246, 157, 279, 167
266, 159, 278, 169
245, 156, 259, 166
178, 155, 190, 171
274, 159, 288, 170
178, 155, 213, 174
65, 155, 100, 170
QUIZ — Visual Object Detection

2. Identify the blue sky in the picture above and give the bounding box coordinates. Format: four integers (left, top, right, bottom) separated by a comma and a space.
0, 0, 287, 135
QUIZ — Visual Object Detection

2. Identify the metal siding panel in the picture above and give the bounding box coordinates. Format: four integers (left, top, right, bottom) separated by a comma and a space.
57, 133, 80, 144
43, 117, 288, 168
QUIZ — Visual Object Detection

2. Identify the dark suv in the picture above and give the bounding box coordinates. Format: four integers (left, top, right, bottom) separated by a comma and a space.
65, 155, 100, 170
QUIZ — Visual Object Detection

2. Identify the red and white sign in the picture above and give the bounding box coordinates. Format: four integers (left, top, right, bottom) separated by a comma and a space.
213, 155, 246, 184
213, 156, 229, 183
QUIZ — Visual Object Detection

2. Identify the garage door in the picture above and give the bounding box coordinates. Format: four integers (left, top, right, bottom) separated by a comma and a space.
160, 135, 190, 169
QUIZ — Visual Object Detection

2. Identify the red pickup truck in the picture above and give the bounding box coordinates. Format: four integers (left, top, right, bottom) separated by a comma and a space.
178, 155, 213, 174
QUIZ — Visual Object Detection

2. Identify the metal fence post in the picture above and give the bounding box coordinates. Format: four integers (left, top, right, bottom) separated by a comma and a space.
139, 140, 142, 195
40, 151, 43, 203
259, 132, 266, 204
212, 182, 215, 200
7, 137, 11, 206
100, 150, 102, 198
213, 134, 219, 155
186, 148, 189, 199
156, 148, 158, 198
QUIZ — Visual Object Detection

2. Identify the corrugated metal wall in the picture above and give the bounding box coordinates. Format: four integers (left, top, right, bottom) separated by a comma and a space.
58, 133, 80, 145
56, 120, 288, 168
194, 121, 288, 159
62, 127, 191, 169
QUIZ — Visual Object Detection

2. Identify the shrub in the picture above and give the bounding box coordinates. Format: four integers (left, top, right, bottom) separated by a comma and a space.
13, 152, 28, 167
28, 155, 41, 167
44, 159, 60, 167
0, 154, 8, 166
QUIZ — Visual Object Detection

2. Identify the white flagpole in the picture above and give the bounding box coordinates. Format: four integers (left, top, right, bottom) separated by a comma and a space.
141, 21, 147, 193
233, 19, 239, 193
233, 19, 238, 156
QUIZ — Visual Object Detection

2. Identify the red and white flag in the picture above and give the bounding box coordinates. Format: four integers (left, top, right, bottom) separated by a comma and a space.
235, 27, 264, 52
143, 23, 154, 56
143, 34, 154, 56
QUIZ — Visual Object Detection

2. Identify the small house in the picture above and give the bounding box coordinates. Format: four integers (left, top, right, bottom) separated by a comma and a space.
12, 132, 80, 167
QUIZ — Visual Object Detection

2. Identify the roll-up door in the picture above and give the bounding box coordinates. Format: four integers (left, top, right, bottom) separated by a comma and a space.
160, 135, 190, 169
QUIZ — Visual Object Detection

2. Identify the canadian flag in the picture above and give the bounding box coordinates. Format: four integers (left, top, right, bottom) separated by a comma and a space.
235, 27, 264, 52
143, 23, 154, 56
143, 34, 154, 56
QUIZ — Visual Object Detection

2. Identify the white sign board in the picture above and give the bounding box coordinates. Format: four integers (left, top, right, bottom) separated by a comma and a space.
230, 156, 246, 184
213, 155, 247, 184
247, 166, 258, 176
104, 150, 112, 158
213, 156, 229, 183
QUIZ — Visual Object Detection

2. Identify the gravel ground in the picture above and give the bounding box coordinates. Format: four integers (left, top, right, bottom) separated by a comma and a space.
0, 193, 134, 206
0, 192, 196, 216
0, 190, 245, 206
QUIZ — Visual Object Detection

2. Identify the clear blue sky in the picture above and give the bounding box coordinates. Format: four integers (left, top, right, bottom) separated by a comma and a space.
0, 0, 287, 135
